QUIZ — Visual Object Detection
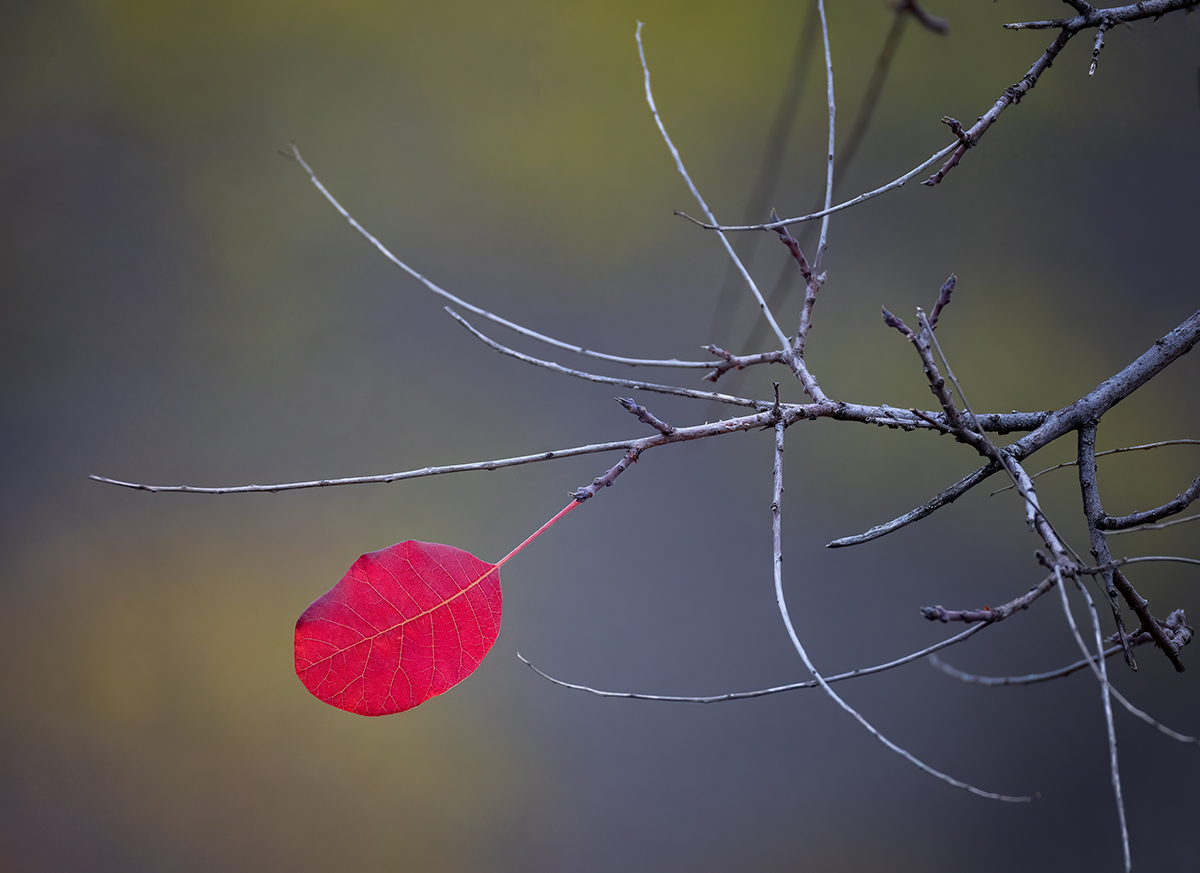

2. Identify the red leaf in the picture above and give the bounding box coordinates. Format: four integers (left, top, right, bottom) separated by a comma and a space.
294, 541, 502, 716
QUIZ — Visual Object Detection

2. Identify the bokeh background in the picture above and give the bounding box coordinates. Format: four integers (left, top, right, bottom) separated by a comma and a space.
3, 1, 1198, 870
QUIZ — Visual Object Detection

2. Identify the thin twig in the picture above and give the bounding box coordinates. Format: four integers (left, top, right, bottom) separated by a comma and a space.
1077, 424, 1137, 669
990, 438, 1200, 496
716, 2, 936, 402
1004, 0, 1197, 31
1107, 512, 1200, 535
447, 308, 767, 409
286, 144, 717, 371
1098, 476, 1200, 531
827, 459, 1001, 547
676, 140, 958, 232
1090, 20, 1110, 76
517, 623, 985, 704
635, 22, 791, 351
931, 649, 1199, 745
701, 346, 789, 383
570, 447, 642, 501
1111, 555, 1200, 570
929, 649, 1119, 686
922, 569, 1058, 624
830, 311, 1200, 547
771, 421, 1030, 802
91, 397, 1051, 496
1057, 568, 1131, 872
89, 412, 781, 495
616, 397, 676, 436
707, 1, 819, 346
813, 0, 835, 273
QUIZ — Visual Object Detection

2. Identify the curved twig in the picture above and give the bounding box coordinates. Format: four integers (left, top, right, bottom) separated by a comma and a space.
635, 22, 790, 351
287, 144, 718, 371
518, 624, 985, 704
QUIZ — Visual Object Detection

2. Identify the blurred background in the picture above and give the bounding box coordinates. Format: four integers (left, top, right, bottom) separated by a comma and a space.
3, 1, 1198, 870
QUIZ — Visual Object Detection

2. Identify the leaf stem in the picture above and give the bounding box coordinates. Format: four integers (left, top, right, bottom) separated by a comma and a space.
495, 500, 581, 569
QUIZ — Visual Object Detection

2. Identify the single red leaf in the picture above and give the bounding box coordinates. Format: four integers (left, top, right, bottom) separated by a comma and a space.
295, 500, 579, 716
294, 541, 502, 716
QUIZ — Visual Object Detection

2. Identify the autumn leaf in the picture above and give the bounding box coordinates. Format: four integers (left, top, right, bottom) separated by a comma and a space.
295, 500, 579, 716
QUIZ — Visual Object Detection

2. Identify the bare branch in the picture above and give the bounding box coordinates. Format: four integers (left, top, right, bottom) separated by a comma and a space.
700, 346, 789, 382
930, 649, 1117, 686
772, 422, 1030, 802
615, 397, 676, 436
447, 308, 768, 409
928, 1, 1200, 185
1107, 512, 1200, 535
1078, 427, 1190, 670
922, 569, 1058, 624
831, 311, 1200, 547
1090, 20, 1110, 77
89, 412, 783, 496
932, 636, 1199, 746
635, 23, 791, 351
990, 438, 1200, 496
285, 144, 717, 371
927, 274, 956, 330
517, 624, 985, 704
1098, 476, 1200, 531
1077, 424, 1137, 669
1111, 555, 1200, 570
813, 0, 836, 273
827, 458, 1001, 547
570, 447, 642, 501
92, 397, 1050, 496
676, 140, 958, 232
1005, 0, 1198, 31
706, 1, 820, 351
